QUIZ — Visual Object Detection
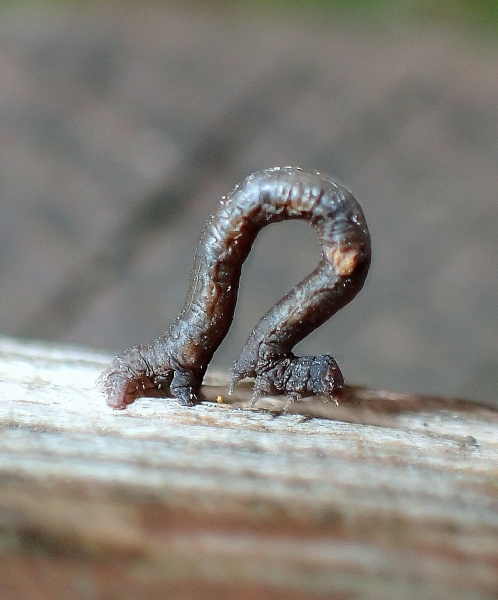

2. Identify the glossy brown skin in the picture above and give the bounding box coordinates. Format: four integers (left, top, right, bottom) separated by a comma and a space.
98, 167, 371, 409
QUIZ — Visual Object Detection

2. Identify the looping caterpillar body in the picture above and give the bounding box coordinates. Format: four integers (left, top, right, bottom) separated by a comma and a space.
99, 167, 371, 409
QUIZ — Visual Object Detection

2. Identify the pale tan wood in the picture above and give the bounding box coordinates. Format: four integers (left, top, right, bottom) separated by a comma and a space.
0, 336, 497, 600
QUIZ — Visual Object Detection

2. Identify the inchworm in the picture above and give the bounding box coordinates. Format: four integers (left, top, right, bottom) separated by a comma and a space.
98, 167, 371, 409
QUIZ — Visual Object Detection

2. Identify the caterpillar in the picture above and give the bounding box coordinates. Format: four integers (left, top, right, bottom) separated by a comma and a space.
98, 167, 371, 409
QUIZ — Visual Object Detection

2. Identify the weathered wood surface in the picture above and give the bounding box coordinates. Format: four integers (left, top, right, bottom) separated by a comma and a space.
0, 336, 497, 600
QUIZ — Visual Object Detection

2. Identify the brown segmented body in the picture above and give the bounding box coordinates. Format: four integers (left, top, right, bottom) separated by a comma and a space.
98, 167, 371, 409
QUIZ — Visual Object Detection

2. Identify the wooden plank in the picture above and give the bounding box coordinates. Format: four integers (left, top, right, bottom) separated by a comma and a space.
0, 336, 497, 600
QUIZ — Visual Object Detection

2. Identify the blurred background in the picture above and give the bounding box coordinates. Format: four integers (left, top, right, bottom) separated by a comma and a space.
0, 0, 497, 405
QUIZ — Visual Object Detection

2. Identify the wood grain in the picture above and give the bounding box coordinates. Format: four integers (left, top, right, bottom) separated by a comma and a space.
0, 336, 497, 600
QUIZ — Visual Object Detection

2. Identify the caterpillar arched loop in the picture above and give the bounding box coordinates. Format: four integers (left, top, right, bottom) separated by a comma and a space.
98, 167, 371, 409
